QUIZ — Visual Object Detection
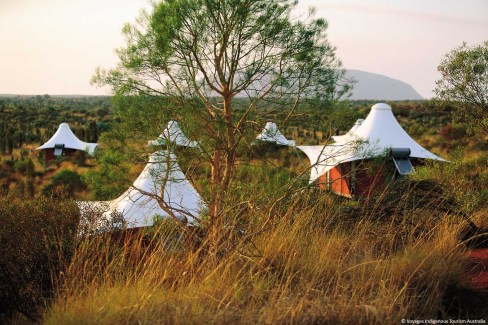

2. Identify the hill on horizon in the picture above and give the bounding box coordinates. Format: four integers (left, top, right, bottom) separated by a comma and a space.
1, 70, 424, 101
345, 69, 424, 101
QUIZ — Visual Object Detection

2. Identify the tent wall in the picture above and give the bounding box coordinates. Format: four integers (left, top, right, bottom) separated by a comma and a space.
354, 160, 390, 198
317, 159, 405, 198
318, 163, 353, 198
330, 163, 352, 197
44, 148, 78, 162
45, 148, 55, 162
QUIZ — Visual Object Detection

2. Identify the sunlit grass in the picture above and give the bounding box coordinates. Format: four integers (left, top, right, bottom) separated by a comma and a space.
45, 185, 470, 324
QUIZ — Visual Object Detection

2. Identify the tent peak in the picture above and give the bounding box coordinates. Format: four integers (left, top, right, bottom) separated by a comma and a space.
372, 103, 392, 110
148, 120, 199, 148
255, 121, 295, 146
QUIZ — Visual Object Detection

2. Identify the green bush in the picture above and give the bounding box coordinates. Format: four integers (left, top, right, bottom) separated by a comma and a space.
0, 197, 80, 321
413, 152, 488, 216
42, 169, 86, 198
13, 158, 35, 176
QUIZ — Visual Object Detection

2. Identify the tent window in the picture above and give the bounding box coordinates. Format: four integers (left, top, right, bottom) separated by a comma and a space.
393, 157, 414, 175
54, 144, 65, 156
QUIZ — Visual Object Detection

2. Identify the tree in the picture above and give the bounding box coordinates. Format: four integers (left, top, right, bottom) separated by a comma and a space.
93, 0, 348, 236
435, 41, 488, 137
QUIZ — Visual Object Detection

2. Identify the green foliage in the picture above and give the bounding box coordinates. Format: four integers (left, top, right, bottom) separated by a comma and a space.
92, 0, 350, 223
42, 169, 87, 198
92, 0, 349, 140
0, 197, 80, 321
13, 158, 35, 176
413, 151, 488, 215
435, 41, 488, 137
83, 146, 133, 200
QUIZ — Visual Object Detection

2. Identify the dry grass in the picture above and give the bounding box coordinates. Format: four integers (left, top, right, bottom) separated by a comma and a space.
44, 188, 471, 324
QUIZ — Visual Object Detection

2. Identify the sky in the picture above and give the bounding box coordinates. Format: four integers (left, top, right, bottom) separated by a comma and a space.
0, 0, 487, 98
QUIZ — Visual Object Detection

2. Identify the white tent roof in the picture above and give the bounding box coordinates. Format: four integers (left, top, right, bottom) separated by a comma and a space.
332, 118, 364, 143
255, 122, 295, 146
297, 144, 354, 182
36, 123, 98, 154
148, 121, 199, 148
298, 103, 445, 183
79, 150, 205, 229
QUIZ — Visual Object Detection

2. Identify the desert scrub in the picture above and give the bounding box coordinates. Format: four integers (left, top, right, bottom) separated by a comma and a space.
0, 196, 80, 322
413, 151, 488, 220
45, 187, 470, 325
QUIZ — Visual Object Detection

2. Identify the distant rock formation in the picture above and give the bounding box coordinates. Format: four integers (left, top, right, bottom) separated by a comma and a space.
345, 70, 423, 100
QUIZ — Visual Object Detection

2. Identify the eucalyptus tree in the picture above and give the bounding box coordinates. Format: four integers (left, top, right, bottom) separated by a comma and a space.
93, 0, 348, 233
435, 41, 488, 137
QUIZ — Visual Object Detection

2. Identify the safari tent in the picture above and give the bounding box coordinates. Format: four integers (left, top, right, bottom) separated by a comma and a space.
79, 150, 205, 229
298, 103, 445, 198
36, 123, 98, 161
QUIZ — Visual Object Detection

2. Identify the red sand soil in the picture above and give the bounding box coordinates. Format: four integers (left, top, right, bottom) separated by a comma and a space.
466, 248, 488, 290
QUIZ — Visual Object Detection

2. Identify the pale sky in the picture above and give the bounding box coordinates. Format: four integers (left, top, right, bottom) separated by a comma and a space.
0, 0, 487, 98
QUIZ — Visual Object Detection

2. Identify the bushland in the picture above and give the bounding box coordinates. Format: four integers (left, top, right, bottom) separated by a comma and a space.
0, 197, 79, 322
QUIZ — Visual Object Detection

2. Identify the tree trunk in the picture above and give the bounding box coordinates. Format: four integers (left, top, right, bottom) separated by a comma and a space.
221, 95, 235, 200
207, 94, 236, 249
209, 149, 222, 222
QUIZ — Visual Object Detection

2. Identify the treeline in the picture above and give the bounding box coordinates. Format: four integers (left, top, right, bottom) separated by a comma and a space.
0, 96, 473, 155
0, 95, 113, 153
0, 96, 479, 200
0, 96, 461, 150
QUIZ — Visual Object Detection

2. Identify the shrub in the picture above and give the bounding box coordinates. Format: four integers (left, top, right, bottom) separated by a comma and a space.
413, 152, 488, 216
42, 169, 86, 198
439, 123, 467, 141
0, 197, 80, 321
13, 158, 35, 176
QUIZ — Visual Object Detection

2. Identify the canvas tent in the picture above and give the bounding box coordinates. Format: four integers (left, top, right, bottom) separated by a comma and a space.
298, 103, 445, 197
37, 123, 98, 161
79, 150, 205, 229
255, 122, 295, 146
148, 121, 199, 148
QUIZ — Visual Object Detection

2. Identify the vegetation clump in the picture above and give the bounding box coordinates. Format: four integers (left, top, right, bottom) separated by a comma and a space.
435, 41, 488, 137
0, 197, 80, 322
